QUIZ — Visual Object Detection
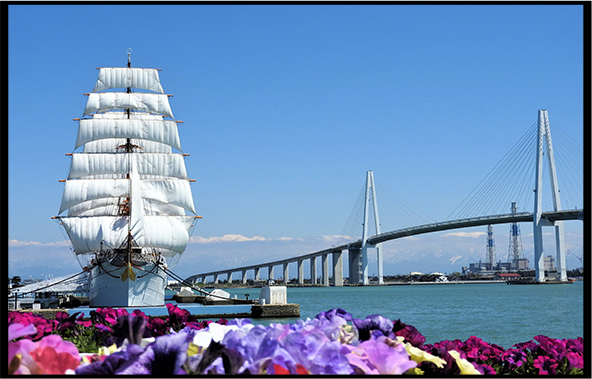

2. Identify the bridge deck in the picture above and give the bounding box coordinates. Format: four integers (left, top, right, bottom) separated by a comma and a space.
185, 209, 582, 282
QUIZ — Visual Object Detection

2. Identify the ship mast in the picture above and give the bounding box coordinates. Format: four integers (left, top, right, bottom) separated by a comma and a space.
125, 48, 134, 264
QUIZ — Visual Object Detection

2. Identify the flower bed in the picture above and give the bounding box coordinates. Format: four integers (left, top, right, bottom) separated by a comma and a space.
8, 305, 584, 375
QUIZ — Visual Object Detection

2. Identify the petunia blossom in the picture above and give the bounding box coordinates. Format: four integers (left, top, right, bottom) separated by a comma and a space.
342, 336, 416, 374
448, 350, 482, 375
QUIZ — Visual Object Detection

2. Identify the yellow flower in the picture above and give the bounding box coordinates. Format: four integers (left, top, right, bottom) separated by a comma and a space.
396, 336, 446, 369
187, 342, 206, 357
98, 343, 117, 356
448, 350, 482, 375
405, 367, 425, 375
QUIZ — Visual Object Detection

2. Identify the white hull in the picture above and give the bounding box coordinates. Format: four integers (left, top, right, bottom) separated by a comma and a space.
88, 261, 167, 307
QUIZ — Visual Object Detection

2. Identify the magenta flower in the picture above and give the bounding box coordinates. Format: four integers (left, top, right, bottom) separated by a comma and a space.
463, 336, 504, 362
393, 319, 426, 348
566, 337, 584, 354
565, 351, 584, 370
533, 355, 559, 375
8, 311, 57, 340
500, 347, 528, 370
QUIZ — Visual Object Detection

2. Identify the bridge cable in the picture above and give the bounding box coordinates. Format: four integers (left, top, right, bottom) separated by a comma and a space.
447, 121, 538, 220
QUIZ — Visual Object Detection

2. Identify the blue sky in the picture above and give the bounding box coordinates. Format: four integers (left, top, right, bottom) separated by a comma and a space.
8, 4, 585, 280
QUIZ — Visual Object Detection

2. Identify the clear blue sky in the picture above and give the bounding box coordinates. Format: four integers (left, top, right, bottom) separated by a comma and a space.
8, 4, 585, 279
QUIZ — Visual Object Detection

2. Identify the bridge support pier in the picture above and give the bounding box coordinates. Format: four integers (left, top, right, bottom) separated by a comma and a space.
242, 269, 247, 284
332, 251, 343, 286
268, 265, 274, 281
310, 256, 317, 285
533, 109, 567, 282
214, 274, 219, 284
297, 260, 304, 285
283, 263, 289, 284
348, 248, 362, 285
254, 268, 260, 281
360, 170, 382, 285
227, 272, 233, 284
322, 254, 329, 286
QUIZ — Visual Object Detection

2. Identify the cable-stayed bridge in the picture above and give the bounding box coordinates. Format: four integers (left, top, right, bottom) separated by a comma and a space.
186, 110, 583, 286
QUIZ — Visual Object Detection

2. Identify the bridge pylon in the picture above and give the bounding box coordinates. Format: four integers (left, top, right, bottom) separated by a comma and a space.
351, 170, 383, 285
533, 109, 566, 282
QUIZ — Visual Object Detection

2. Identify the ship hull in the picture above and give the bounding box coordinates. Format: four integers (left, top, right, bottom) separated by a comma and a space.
88, 261, 167, 307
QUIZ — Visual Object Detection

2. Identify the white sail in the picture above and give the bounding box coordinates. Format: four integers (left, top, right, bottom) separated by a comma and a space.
76, 119, 182, 150
61, 215, 195, 256
140, 180, 196, 214
68, 154, 188, 179
66, 198, 186, 217
59, 179, 128, 214
67, 198, 120, 217
60, 179, 195, 215
91, 112, 165, 120
83, 93, 174, 118
93, 67, 165, 93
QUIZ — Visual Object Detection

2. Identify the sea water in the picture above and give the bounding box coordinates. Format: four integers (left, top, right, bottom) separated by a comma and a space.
202, 281, 585, 349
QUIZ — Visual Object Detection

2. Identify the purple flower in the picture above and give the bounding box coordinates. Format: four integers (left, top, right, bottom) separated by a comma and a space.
111, 314, 148, 347
76, 331, 192, 375
278, 329, 352, 375
8, 323, 37, 342
76, 343, 146, 375
352, 314, 395, 341
308, 340, 353, 374
145, 330, 193, 375
342, 336, 416, 374
315, 308, 353, 322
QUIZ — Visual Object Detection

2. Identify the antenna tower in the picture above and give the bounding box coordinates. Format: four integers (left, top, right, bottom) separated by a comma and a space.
486, 225, 496, 270
507, 202, 524, 266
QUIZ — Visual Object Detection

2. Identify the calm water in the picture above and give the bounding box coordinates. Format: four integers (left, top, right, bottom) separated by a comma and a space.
216, 282, 585, 349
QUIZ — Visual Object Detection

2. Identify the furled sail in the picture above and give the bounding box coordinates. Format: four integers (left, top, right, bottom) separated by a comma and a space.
83, 93, 174, 118
92, 67, 165, 93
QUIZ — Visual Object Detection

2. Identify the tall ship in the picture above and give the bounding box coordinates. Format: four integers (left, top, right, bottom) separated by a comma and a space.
55, 51, 200, 307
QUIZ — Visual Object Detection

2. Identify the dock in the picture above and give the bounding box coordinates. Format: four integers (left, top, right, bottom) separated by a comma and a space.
506, 279, 575, 285
10, 287, 302, 320
14, 303, 300, 320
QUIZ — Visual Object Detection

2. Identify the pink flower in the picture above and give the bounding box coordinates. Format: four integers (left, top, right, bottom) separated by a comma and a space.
9, 332, 81, 375
29, 346, 81, 375
8, 311, 57, 340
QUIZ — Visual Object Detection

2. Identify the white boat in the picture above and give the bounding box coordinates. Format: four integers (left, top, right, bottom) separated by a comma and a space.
55, 50, 200, 307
